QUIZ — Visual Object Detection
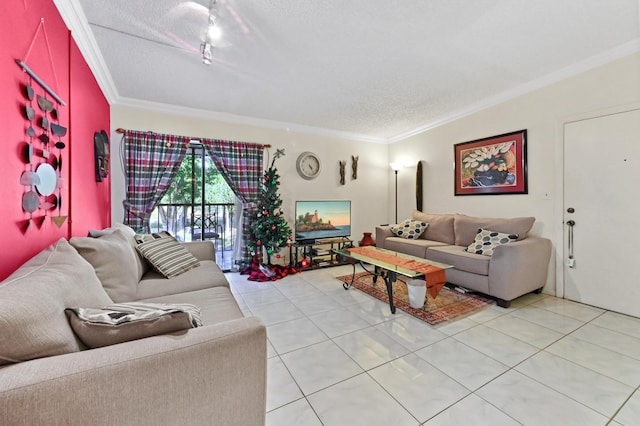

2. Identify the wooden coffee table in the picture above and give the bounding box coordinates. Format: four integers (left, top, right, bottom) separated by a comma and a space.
334, 246, 452, 313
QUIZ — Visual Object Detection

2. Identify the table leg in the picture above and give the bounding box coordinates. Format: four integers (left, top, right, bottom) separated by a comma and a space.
383, 270, 397, 314
342, 261, 357, 290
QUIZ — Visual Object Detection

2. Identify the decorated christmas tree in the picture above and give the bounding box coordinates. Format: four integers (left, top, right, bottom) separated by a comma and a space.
243, 149, 295, 280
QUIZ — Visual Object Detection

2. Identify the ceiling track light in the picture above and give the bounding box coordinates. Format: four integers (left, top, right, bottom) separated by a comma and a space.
201, 42, 213, 65
201, 0, 221, 65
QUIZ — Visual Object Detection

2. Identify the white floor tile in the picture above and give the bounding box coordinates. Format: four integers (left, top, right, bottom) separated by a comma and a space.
483, 314, 564, 348
250, 299, 305, 325
416, 337, 509, 391
290, 293, 343, 316
509, 305, 585, 334
590, 311, 640, 339
516, 351, 634, 417
280, 340, 363, 395
614, 389, 640, 426
267, 357, 303, 412
241, 287, 288, 308
347, 297, 398, 325
570, 323, 640, 360
425, 394, 521, 426
369, 353, 469, 422
333, 327, 410, 370
274, 278, 324, 300
546, 335, 640, 387
307, 373, 419, 426
434, 317, 480, 336
374, 315, 447, 351
266, 398, 322, 426
453, 325, 538, 367
308, 307, 371, 338
267, 317, 329, 354
531, 297, 605, 322
477, 370, 608, 425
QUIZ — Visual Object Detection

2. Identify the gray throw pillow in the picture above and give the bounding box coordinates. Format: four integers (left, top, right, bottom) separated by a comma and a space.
70, 229, 140, 302
0, 239, 113, 365
136, 235, 200, 278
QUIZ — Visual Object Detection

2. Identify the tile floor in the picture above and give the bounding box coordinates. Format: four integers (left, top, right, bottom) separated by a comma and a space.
224, 266, 640, 426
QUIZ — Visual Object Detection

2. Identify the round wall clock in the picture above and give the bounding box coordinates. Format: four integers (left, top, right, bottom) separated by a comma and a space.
296, 152, 321, 180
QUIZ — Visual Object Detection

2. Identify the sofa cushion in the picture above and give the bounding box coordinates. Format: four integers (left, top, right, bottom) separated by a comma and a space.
137, 260, 227, 300
383, 237, 448, 258
140, 287, 244, 326
0, 239, 113, 365
454, 214, 535, 246
466, 228, 518, 256
65, 302, 202, 348
136, 235, 200, 279
89, 223, 148, 280
411, 211, 455, 244
391, 219, 428, 239
426, 245, 490, 276
70, 229, 140, 303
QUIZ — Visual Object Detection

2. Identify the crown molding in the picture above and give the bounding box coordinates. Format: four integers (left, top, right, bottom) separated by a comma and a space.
53, 0, 119, 103
115, 97, 389, 144
387, 38, 640, 143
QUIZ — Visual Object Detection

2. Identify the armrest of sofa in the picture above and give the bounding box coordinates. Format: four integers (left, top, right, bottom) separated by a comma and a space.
0, 317, 267, 426
183, 240, 216, 261
488, 236, 552, 301
375, 226, 394, 249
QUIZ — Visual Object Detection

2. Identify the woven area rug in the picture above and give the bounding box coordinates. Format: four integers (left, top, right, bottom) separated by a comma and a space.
337, 272, 495, 326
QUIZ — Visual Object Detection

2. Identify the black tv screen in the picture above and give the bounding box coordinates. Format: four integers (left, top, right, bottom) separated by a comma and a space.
295, 200, 351, 242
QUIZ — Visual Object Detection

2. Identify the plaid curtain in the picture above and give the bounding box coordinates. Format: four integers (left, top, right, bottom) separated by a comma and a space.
202, 139, 264, 266
123, 131, 188, 232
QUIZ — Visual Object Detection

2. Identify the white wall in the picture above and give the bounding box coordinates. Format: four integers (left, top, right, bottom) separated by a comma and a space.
110, 107, 390, 245
390, 52, 640, 294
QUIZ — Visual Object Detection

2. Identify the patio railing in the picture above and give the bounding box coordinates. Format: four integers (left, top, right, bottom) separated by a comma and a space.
149, 202, 235, 270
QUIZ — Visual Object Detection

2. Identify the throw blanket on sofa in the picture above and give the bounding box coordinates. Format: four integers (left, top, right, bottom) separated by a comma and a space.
70, 302, 203, 327
347, 247, 447, 298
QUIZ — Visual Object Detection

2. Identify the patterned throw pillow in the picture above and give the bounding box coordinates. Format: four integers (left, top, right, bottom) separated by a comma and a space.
135, 234, 200, 278
465, 228, 518, 256
66, 302, 202, 348
391, 220, 428, 240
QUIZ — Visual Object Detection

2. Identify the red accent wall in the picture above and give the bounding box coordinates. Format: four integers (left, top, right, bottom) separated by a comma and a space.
0, 0, 110, 280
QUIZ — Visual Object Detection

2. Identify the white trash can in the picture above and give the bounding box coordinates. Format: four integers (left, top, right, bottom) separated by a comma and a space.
407, 279, 427, 309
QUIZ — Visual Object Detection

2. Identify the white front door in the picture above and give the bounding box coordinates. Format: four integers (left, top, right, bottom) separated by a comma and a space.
563, 108, 640, 317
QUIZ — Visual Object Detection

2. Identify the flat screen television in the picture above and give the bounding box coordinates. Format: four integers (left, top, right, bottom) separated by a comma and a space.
295, 200, 351, 243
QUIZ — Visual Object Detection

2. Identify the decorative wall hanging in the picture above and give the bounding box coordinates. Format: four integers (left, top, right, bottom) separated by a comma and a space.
94, 130, 110, 181
454, 130, 527, 195
351, 155, 359, 180
339, 160, 346, 185
416, 161, 423, 210
17, 18, 68, 231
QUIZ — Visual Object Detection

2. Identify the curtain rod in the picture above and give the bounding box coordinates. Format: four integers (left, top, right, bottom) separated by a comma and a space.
115, 128, 271, 148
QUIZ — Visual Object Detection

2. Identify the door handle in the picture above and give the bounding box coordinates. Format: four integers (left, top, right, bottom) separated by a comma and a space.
566, 220, 575, 268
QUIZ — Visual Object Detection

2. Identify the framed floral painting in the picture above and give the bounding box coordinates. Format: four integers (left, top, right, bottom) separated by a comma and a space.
454, 130, 527, 195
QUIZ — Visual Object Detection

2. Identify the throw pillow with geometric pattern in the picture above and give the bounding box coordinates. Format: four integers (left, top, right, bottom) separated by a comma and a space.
465, 228, 518, 256
391, 219, 428, 240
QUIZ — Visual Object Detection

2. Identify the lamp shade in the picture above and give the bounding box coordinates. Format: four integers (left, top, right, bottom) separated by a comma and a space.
390, 162, 403, 171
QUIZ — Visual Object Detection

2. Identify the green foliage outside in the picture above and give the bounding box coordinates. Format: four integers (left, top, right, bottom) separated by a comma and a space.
154, 148, 235, 236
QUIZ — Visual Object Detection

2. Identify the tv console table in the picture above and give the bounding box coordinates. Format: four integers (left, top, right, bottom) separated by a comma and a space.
289, 237, 353, 270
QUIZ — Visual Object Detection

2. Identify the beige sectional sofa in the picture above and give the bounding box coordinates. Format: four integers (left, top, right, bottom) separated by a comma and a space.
376, 210, 552, 307
0, 225, 266, 426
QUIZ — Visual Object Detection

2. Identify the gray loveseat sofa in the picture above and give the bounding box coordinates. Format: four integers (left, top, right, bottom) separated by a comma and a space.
376, 210, 552, 307
0, 224, 266, 426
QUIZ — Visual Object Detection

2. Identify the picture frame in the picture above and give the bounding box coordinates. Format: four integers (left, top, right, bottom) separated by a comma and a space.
454, 129, 527, 195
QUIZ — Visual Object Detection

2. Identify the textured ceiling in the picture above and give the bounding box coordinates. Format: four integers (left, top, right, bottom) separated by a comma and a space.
64, 0, 640, 141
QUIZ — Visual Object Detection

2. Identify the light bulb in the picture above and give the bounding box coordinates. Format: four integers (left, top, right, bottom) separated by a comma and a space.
207, 25, 222, 41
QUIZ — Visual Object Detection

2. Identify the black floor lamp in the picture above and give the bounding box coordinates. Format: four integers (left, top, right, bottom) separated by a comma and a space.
390, 163, 402, 224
